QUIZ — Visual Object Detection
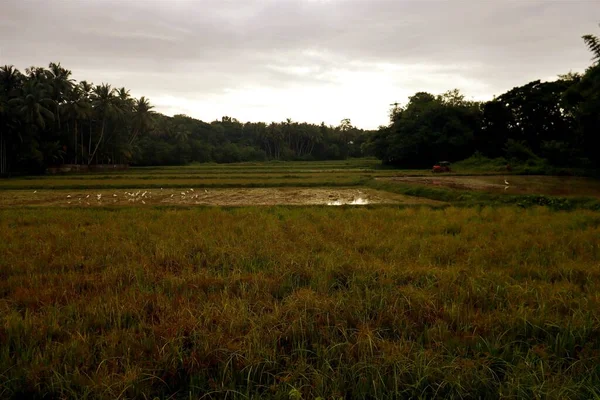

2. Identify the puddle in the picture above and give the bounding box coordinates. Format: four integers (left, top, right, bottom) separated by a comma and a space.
327, 197, 370, 206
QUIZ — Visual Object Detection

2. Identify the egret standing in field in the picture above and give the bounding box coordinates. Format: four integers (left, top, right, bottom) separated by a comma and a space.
504, 179, 510, 186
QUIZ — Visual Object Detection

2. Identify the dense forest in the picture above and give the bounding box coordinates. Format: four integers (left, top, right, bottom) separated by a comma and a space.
368, 32, 600, 170
1, 31, 599, 175
0, 66, 372, 175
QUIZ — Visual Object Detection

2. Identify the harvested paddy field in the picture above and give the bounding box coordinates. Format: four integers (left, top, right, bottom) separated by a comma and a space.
380, 175, 600, 198
2, 160, 600, 399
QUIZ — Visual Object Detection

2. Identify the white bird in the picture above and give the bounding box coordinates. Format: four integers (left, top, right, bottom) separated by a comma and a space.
170, 194, 174, 198
504, 179, 509, 185
67, 195, 71, 198
181, 192, 185, 195
142, 191, 147, 197
86, 194, 90, 199
160, 188, 163, 190
34, 190, 37, 194
141, 200, 146, 204
504, 186, 509, 191
113, 194, 117, 197
190, 188, 194, 192
204, 189, 208, 193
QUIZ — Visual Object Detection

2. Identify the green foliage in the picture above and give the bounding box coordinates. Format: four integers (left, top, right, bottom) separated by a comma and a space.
0, 65, 373, 175
582, 33, 600, 63
371, 90, 481, 167
503, 139, 542, 163
368, 30, 600, 173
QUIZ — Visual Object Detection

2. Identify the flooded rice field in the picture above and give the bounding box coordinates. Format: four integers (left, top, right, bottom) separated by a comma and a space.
0, 188, 443, 207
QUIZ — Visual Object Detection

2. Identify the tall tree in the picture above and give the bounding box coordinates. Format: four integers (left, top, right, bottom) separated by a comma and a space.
63, 85, 92, 164
129, 96, 154, 146
0, 65, 23, 174
89, 84, 120, 164
48, 62, 74, 131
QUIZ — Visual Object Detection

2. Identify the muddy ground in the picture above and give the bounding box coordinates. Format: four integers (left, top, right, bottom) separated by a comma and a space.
0, 188, 443, 207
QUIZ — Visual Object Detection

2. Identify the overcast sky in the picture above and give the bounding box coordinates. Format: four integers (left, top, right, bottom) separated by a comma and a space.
1, 0, 598, 129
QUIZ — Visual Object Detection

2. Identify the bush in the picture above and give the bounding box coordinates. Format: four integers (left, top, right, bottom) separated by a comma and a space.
503, 139, 541, 162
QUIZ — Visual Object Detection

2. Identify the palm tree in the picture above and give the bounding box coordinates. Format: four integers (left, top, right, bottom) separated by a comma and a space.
89, 83, 120, 164
129, 96, 155, 146
78, 81, 94, 159
0, 92, 9, 175
63, 85, 92, 164
48, 62, 74, 130
116, 87, 134, 111
583, 33, 600, 64
0, 65, 23, 175
10, 79, 54, 131
174, 124, 191, 144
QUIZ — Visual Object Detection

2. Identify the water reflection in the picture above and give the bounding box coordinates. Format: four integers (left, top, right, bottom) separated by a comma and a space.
327, 197, 369, 206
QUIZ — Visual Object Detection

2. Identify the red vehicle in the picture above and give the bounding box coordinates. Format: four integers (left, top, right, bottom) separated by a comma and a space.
432, 161, 451, 173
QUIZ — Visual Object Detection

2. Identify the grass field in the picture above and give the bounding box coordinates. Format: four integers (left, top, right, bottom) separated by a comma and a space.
2, 160, 600, 399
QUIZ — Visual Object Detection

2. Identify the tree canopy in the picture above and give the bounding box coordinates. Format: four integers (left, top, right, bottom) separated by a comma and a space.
367, 30, 600, 170
0, 65, 372, 175
2, 30, 599, 175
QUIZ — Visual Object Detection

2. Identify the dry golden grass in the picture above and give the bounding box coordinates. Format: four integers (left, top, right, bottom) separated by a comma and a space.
1, 206, 600, 399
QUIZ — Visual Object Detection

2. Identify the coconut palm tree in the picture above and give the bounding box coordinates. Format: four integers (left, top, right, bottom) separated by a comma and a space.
129, 96, 155, 146
10, 79, 54, 131
0, 65, 23, 174
48, 62, 74, 130
63, 85, 92, 163
583, 32, 600, 64
78, 81, 94, 159
89, 83, 121, 164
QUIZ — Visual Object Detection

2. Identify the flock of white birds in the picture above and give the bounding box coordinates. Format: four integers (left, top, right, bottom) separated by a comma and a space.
59, 188, 210, 205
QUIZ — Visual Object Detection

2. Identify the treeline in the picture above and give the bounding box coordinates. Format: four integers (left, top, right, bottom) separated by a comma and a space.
136, 116, 371, 166
0, 64, 371, 175
2, 31, 599, 175
367, 32, 600, 170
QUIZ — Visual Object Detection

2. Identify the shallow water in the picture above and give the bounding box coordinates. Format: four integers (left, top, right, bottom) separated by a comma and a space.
0, 188, 442, 207
327, 197, 369, 206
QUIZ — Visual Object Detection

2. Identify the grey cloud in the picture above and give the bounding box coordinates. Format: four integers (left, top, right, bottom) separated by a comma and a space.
1, 0, 598, 127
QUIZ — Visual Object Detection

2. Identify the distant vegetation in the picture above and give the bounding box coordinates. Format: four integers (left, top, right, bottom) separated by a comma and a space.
368, 32, 600, 171
1, 31, 599, 176
0, 63, 372, 175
